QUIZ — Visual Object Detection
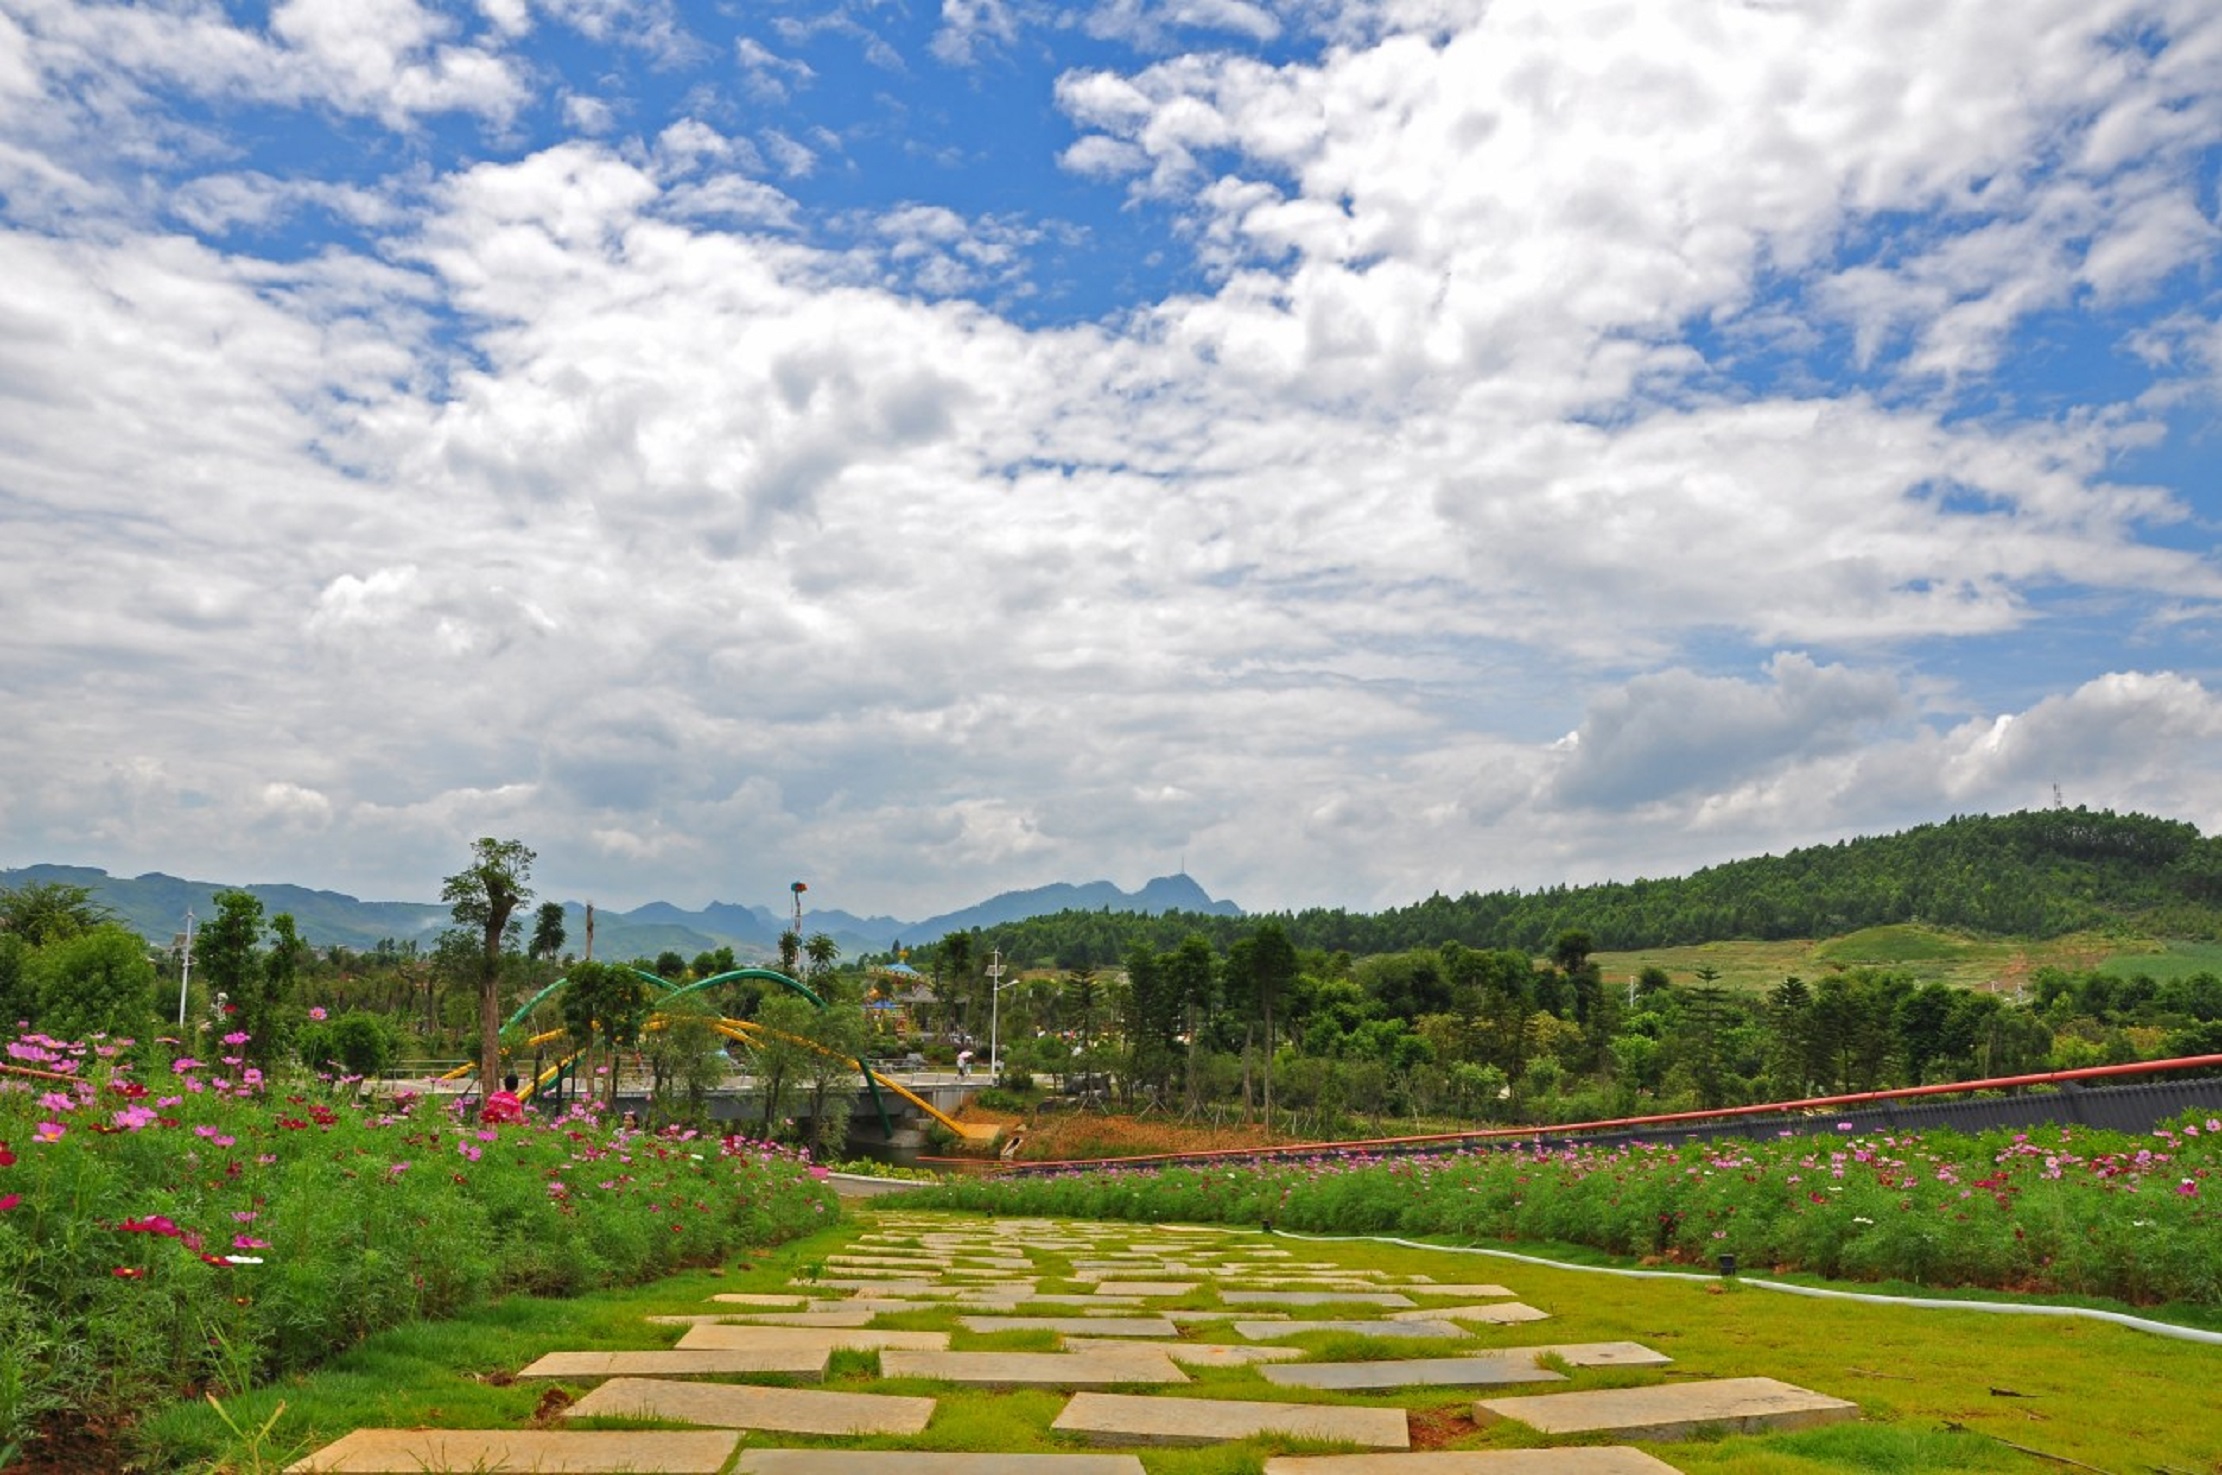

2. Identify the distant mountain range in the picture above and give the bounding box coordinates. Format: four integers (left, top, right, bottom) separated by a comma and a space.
0, 864, 1241, 960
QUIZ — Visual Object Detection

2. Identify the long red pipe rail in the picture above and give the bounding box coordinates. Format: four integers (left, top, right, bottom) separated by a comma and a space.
995, 1051, 2222, 1176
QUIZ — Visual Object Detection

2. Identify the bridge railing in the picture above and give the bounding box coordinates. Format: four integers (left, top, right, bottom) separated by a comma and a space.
994, 1052, 2222, 1177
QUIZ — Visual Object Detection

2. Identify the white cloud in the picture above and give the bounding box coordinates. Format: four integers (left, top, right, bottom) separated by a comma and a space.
1552, 655, 1909, 811
8, 0, 529, 131
736, 36, 815, 104
3, 5, 2221, 923
931, 0, 1029, 66
1085, 0, 1282, 49
563, 95, 617, 134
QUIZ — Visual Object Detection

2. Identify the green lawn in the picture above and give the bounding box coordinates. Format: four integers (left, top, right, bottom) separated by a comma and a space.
137, 1207, 2222, 1475
1595, 927, 2138, 996
2096, 938, 2222, 982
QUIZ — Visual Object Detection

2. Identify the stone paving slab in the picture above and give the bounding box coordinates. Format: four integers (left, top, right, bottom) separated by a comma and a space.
710, 1293, 812, 1307
739, 1453, 1147, 1475
676, 1324, 948, 1353
1089, 1282, 1198, 1297
1400, 1286, 1515, 1298
286, 1429, 740, 1473
959, 1317, 1180, 1337
1166, 1309, 1284, 1323
694, 1307, 880, 1327
1235, 1320, 1470, 1341
1262, 1355, 1566, 1390
1263, 1450, 1684, 1475
806, 1280, 944, 1295
519, 1349, 832, 1379
1064, 1338, 1308, 1367
1224, 1291, 1416, 1308
880, 1349, 1191, 1386
1052, 1392, 1410, 1449
1388, 1304, 1550, 1325
1474, 1377, 1858, 1440
565, 1377, 936, 1435
1519, 1343, 1672, 1368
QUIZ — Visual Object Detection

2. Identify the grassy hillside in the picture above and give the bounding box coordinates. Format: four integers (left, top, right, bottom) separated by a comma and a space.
1589, 927, 2131, 997
973, 806, 2222, 964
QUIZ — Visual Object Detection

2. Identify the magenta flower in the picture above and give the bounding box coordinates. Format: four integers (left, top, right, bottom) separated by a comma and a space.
33, 1122, 64, 1144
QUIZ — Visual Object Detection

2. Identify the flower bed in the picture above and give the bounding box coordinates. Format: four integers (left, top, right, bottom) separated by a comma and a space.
0, 1030, 836, 1453
917, 1114, 2220, 1306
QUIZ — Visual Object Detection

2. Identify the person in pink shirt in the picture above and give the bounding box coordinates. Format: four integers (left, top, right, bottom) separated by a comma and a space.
480, 1073, 526, 1124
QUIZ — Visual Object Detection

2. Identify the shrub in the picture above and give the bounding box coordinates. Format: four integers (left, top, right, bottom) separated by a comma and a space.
0, 1028, 837, 1460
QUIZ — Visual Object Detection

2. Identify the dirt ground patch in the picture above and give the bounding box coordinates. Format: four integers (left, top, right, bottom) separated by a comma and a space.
1405, 1404, 1480, 1449
1008, 1111, 1291, 1161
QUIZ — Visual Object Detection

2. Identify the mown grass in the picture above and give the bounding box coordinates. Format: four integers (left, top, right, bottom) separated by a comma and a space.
2098, 938, 2222, 983
1593, 929, 2131, 995
147, 1207, 2222, 1475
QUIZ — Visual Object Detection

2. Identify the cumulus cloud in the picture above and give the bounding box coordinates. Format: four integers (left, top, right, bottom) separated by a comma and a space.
1552, 655, 1909, 811
2, 0, 2220, 920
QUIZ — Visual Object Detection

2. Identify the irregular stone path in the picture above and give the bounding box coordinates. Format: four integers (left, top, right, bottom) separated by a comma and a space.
289, 1207, 1858, 1472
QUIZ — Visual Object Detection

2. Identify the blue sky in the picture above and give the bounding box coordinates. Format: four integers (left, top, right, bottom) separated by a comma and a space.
2, 0, 2220, 920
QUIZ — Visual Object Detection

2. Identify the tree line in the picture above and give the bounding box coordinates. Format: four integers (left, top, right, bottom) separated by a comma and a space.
962, 808, 2222, 968
920, 922, 2222, 1135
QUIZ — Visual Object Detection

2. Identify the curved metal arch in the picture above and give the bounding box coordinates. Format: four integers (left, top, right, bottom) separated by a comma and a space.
504, 964, 823, 1031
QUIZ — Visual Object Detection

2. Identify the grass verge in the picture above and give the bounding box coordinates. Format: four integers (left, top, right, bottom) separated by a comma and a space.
146, 1208, 2222, 1475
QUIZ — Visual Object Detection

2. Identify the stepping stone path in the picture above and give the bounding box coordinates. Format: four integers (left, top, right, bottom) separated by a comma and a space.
1053, 1391, 1409, 1448
1474, 1377, 1858, 1440
878, 1349, 1192, 1387
1234, 1318, 1475, 1339
291, 1207, 1859, 1472
1262, 1354, 1567, 1390
566, 1379, 935, 1435
1266, 1455, 1682, 1475
1223, 1290, 1417, 1307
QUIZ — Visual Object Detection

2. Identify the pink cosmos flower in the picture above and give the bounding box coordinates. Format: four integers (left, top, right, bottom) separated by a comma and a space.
308, 1007, 327, 1021
33, 1122, 64, 1144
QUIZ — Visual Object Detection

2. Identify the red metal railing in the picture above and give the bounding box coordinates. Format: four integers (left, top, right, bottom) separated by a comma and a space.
990, 1052, 2222, 1176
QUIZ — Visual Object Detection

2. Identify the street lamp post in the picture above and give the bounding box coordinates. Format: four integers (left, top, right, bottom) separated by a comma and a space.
986, 947, 1007, 1086
175, 908, 195, 1027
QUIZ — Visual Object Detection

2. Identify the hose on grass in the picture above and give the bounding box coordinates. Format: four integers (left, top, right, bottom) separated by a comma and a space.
1260, 1227, 2222, 1347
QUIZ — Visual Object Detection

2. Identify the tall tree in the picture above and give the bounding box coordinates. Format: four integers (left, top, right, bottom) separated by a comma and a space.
0, 881, 111, 947
1248, 921, 1298, 1121
561, 959, 652, 1105
247, 912, 305, 1064
529, 901, 567, 961
442, 838, 535, 1091
1165, 934, 1217, 1113
199, 890, 266, 1028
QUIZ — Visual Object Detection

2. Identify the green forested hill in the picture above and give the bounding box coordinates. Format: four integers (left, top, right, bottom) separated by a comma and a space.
976, 808, 2222, 965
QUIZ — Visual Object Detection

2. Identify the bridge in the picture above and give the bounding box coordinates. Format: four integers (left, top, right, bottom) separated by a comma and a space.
433, 964, 981, 1149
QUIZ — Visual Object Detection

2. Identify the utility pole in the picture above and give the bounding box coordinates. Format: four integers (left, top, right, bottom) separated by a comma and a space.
175, 909, 195, 1027
584, 903, 595, 961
